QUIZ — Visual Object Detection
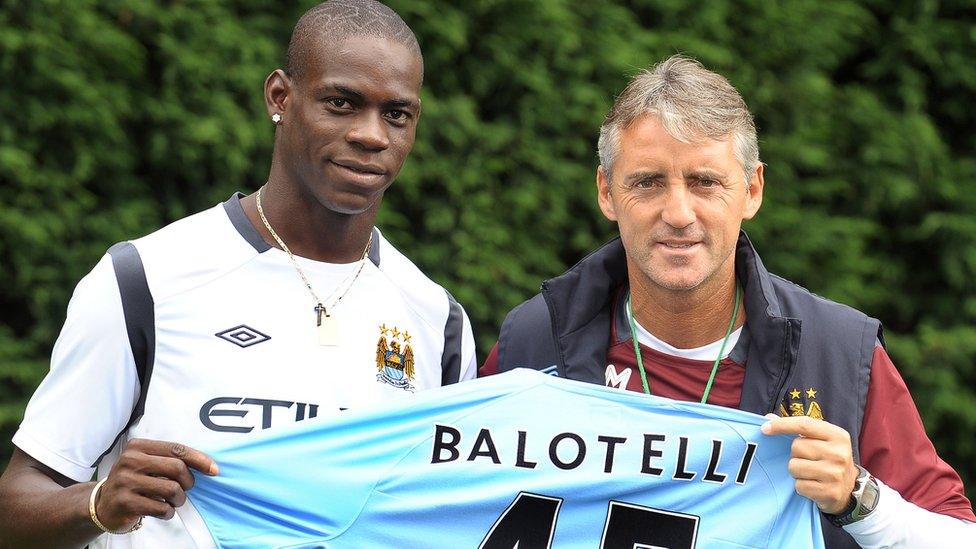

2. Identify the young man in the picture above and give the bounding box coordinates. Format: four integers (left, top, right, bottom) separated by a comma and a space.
482, 55, 974, 548
0, 1, 475, 546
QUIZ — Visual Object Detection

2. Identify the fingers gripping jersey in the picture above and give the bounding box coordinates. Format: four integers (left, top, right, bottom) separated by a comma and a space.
188, 370, 825, 548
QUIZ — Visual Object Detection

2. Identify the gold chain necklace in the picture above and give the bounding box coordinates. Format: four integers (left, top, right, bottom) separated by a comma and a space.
256, 187, 373, 346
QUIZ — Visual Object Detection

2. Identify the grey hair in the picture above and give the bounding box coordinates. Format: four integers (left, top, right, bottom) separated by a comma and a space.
597, 55, 760, 185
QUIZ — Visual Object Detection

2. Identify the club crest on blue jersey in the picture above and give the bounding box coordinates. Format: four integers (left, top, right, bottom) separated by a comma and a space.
376, 324, 416, 392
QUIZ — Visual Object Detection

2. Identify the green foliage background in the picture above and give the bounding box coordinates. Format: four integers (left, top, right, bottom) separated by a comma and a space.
1, 0, 974, 502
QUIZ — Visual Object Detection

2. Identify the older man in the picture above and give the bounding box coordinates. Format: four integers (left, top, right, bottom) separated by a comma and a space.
482, 55, 974, 547
0, 1, 475, 546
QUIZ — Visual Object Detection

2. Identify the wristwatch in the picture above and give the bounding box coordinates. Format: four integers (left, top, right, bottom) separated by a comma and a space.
826, 464, 880, 526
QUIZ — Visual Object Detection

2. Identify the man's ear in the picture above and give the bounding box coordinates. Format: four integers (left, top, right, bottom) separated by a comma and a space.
265, 69, 291, 120
743, 163, 764, 220
597, 165, 617, 221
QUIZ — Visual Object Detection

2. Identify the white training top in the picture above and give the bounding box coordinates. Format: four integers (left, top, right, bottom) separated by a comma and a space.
12, 194, 477, 548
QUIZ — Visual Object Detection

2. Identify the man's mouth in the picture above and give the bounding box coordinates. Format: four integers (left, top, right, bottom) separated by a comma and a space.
331, 160, 386, 176
659, 241, 700, 249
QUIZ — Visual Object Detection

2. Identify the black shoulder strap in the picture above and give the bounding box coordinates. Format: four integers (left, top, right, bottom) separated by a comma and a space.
95, 242, 155, 466
440, 290, 465, 385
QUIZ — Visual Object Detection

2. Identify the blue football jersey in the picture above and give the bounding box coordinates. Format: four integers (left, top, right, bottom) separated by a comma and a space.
188, 369, 825, 548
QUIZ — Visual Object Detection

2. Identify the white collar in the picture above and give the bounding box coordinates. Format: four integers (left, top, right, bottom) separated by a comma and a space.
632, 320, 743, 362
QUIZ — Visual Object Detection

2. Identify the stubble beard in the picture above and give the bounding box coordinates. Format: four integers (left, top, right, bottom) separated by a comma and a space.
631, 236, 735, 294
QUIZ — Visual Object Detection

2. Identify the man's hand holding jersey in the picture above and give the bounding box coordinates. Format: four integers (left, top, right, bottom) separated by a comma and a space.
92, 439, 218, 532
762, 415, 859, 514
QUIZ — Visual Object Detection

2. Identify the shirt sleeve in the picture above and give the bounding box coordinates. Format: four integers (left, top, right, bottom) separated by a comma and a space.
479, 342, 500, 377
11, 254, 140, 482
859, 345, 975, 521
844, 479, 976, 548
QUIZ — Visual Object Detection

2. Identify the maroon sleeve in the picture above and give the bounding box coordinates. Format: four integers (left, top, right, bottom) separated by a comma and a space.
859, 345, 975, 521
479, 342, 500, 377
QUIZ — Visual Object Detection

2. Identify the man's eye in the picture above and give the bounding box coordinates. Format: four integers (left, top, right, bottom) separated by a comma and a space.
634, 179, 659, 189
327, 98, 351, 109
698, 179, 718, 188
387, 110, 410, 122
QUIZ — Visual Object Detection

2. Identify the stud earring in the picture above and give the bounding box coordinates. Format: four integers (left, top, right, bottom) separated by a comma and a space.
271, 113, 282, 125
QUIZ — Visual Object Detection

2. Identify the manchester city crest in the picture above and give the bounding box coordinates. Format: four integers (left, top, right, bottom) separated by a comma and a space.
376, 324, 416, 392
778, 387, 824, 420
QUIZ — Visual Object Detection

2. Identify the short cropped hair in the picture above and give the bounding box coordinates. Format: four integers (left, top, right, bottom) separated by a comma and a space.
285, 0, 423, 82
598, 55, 760, 184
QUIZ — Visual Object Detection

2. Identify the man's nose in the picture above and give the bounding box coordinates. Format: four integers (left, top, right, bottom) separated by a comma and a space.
661, 185, 696, 229
346, 111, 390, 151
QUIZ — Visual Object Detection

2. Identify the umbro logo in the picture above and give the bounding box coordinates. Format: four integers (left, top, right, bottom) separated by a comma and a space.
215, 325, 271, 348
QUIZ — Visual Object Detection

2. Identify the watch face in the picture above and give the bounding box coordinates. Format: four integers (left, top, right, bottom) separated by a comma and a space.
861, 485, 879, 510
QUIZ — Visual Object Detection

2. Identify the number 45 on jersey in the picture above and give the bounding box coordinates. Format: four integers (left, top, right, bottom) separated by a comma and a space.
482, 492, 699, 549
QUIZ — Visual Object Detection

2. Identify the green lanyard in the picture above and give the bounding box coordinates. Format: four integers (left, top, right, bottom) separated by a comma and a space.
626, 282, 741, 404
